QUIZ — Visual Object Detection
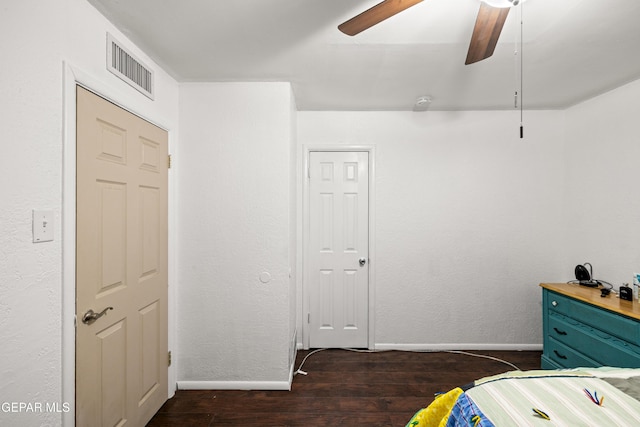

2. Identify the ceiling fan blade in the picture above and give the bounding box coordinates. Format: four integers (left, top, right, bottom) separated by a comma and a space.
338, 0, 424, 36
465, 2, 510, 65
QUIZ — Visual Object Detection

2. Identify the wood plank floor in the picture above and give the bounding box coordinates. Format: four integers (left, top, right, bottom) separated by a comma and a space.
147, 349, 542, 426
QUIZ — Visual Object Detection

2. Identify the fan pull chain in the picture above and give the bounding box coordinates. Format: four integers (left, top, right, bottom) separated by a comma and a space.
519, 2, 524, 138
514, 20, 519, 109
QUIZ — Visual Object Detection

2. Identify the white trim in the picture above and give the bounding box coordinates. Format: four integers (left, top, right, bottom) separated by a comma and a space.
301, 145, 376, 350
288, 329, 297, 386
177, 381, 292, 391
61, 61, 78, 427
62, 61, 177, 427
374, 343, 544, 351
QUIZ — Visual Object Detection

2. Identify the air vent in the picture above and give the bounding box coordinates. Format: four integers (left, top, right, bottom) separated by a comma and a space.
107, 33, 154, 99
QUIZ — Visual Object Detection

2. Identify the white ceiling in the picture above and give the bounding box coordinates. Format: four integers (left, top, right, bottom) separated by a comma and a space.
88, 0, 640, 111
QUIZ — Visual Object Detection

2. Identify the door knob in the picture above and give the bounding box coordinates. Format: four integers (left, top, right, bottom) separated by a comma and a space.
82, 307, 113, 325
359, 257, 366, 267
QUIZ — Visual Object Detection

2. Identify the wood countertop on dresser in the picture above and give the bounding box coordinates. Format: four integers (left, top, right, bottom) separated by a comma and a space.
540, 282, 640, 321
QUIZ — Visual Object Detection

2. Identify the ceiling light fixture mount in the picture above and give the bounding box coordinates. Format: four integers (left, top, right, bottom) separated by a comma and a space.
482, 0, 526, 8
413, 95, 432, 112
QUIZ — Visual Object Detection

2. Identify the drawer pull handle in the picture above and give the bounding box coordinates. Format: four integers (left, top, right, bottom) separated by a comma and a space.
553, 350, 567, 360
553, 327, 567, 336
552, 301, 558, 307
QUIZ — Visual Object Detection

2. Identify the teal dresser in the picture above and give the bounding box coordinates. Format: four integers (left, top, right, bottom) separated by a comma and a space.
541, 283, 640, 369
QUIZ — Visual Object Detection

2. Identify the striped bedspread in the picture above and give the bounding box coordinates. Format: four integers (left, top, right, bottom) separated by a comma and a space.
463, 369, 640, 426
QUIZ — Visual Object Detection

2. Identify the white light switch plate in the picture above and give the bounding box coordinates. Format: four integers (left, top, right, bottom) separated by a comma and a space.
33, 210, 54, 243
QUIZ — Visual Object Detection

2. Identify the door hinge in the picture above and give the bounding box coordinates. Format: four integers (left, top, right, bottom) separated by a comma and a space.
307, 313, 310, 323
168, 350, 172, 367
168, 154, 172, 169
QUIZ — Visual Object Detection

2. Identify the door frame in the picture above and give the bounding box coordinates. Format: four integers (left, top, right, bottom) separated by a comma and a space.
301, 145, 376, 350
62, 61, 177, 427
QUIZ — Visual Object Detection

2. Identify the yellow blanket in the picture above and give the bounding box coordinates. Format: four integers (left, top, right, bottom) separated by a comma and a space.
406, 387, 463, 427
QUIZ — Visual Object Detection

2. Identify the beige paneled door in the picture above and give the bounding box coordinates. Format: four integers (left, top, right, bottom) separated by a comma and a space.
308, 151, 369, 348
76, 86, 168, 426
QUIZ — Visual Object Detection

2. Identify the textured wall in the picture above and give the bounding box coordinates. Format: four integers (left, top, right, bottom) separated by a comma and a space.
0, 1, 179, 425
177, 83, 295, 385
563, 78, 640, 285
1, 5, 64, 426
298, 110, 568, 348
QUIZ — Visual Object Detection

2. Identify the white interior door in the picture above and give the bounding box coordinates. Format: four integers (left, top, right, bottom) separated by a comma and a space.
76, 86, 168, 426
308, 151, 369, 348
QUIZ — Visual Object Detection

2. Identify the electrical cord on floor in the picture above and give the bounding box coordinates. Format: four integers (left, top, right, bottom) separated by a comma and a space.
444, 350, 520, 371
293, 348, 522, 377
294, 348, 327, 376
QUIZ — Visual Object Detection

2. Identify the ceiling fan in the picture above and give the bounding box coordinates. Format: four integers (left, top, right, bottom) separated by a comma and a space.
338, 0, 522, 65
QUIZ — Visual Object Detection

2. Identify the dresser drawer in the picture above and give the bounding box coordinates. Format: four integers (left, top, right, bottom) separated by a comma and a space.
548, 312, 640, 367
546, 291, 640, 346
545, 337, 599, 368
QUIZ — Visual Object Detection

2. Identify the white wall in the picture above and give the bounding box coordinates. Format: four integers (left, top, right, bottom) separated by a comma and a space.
563, 79, 640, 285
176, 83, 296, 387
0, 1, 179, 425
298, 110, 567, 348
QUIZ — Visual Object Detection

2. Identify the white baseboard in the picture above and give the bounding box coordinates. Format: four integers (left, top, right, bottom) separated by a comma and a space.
288, 329, 298, 385
177, 380, 291, 391
374, 343, 543, 351
294, 343, 542, 351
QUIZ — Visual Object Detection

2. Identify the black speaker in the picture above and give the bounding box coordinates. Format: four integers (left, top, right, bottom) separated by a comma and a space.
575, 263, 599, 287
575, 264, 590, 281
620, 285, 633, 301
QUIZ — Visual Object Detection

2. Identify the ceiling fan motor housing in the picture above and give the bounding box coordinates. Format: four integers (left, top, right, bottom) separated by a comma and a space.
484, 0, 523, 7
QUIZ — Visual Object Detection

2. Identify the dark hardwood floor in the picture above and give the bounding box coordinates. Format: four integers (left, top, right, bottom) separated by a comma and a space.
147, 349, 542, 426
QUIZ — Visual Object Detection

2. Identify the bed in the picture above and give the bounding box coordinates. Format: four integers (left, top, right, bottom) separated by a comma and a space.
405, 367, 640, 426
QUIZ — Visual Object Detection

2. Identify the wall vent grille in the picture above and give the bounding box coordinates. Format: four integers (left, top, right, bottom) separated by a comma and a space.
107, 33, 154, 100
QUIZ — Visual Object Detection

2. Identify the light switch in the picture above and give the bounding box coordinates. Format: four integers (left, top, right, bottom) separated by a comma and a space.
33, 210, 54, 243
